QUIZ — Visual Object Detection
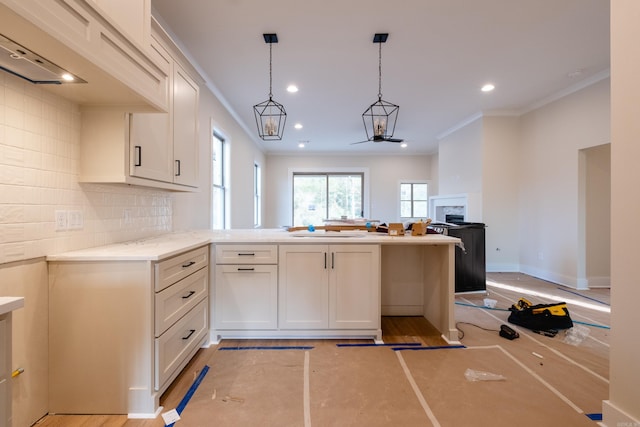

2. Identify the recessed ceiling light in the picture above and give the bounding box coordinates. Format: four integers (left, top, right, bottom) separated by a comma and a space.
294, 123, 303, 129
481, 83, 495, 92
400, 143, 407, 148
298, 140, 309, 148
287, 84, 299, 93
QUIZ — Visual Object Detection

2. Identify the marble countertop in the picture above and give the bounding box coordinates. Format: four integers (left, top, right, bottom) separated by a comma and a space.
0, 297, 25, 316
46, 229, 460, 262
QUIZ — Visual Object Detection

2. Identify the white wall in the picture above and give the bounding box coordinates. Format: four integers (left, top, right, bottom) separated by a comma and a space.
264, 154, 434, 228
582, 143, 610, 286
482, 116, 520, 271
605, 1, 640, 424
438, 118, 483, 195
518, 78, 610, 287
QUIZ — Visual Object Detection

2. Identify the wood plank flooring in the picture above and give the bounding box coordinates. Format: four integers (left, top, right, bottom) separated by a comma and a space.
34, 272, 609, 426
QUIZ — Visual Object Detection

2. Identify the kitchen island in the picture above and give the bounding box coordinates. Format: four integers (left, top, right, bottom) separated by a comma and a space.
46, 229, 460, 417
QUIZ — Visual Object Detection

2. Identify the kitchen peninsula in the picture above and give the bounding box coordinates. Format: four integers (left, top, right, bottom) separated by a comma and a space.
46, 229, 460, 417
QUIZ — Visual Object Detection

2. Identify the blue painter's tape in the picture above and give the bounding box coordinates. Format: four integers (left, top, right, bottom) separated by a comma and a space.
336, 342, 422, 347
586, 413, 603, 421
166, 365, 210, 427
455, 301, 510, 312
573, 320, 610, 330
392, 345, 467, 352
219, 346, 314, 351
556, 287, 610, 306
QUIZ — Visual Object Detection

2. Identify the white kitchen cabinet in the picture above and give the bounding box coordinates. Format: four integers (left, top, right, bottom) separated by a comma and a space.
214, 265, 278, 330
79, 20, 199, 190
0, 297, 24, 427
214, 245, 278, 330
0, 0, 169, 110
170, 63, 199, 186
48, 245, 209, 417
0, 315, 9, 427
278, 245, 329, 329
129, 33, 199, 187
279, 244, 380, 330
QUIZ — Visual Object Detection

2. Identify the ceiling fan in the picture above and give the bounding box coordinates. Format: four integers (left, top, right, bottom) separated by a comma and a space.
351, 135, 404, 145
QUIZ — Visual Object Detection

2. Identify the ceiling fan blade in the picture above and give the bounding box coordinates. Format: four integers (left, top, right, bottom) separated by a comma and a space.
350, 140, 369, 145
386, 137, 404, 143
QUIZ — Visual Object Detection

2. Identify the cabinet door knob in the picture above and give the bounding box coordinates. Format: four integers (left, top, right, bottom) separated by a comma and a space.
175, 159, 181, 176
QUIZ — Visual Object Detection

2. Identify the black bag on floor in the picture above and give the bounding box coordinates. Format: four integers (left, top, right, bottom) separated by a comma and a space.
508, 298, 573, 332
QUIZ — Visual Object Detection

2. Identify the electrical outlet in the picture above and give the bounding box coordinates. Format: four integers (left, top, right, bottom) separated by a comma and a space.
55, 210, 67, 231
68, 210, 84, 230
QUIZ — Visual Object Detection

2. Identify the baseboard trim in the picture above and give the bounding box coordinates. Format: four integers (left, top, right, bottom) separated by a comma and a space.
603, 400, 640, 427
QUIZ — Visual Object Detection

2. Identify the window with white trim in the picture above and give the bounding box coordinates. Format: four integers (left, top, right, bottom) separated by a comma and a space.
212, 131, 228, 229
400, 182, 428, 219
292, 172, 364, 226
254, 162, 261, 227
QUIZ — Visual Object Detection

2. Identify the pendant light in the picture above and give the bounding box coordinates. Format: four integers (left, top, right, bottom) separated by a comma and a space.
253, 33, 287, 141
362, 33, 399, 142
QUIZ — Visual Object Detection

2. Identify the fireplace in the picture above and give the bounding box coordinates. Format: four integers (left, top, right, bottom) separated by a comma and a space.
428, 193, 481, 223
429, 194, 468, 223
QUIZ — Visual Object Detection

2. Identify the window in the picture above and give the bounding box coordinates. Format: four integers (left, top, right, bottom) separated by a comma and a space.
400, 182, 428, 219
212, 131, 228, 229
292, 172, 364, 226
254, 162, 261, 227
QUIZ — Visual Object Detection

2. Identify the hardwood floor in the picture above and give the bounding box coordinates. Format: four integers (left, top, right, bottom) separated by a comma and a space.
34, 273, 609, 426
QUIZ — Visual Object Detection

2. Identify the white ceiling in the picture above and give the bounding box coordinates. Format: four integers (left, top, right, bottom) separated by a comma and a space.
151, 0, 610, 155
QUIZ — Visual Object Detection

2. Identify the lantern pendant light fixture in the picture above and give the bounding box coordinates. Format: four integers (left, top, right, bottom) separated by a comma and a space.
253, 33, 287, 141
362, 33, 399, 142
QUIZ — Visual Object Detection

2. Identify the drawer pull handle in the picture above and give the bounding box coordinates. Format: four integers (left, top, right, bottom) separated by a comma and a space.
237, 267, 255, 271
182, 329, 196, 340
182, 290, 196, 299
238, 253, 255, 256
182, 261, 196, 268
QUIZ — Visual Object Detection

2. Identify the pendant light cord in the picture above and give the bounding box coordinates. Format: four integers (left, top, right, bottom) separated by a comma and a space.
269, 41, 273, 99
378, 41, 382, 100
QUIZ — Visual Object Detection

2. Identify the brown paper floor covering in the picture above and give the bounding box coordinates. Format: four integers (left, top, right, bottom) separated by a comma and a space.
37, 272, 609, 426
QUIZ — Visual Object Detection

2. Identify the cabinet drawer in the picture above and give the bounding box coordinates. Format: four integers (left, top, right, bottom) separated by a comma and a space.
155, 267, 208, 337
0, 377, 7, 427
155, 246, 208, 291
215, 245, 277, 264
0, 316, 6, 376
214, 265, 278, 330
155, 298, 208, 391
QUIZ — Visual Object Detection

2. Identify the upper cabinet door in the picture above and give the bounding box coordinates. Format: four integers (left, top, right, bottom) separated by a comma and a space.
172, 64, 199, 187
129, 37, 173, 183
129, 113, 173, 183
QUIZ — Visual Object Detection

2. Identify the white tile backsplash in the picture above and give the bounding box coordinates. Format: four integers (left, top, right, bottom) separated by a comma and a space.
0, 73, 173, 264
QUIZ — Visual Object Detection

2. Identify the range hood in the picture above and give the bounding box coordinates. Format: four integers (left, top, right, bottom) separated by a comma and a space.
0, 33, 86, 84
